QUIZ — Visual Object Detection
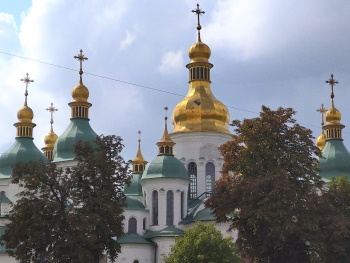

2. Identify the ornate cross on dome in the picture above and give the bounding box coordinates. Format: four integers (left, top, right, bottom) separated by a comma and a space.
326, 74, 339, 101
316, 103, 327, 126
192, 4, 205, 41
46, 102, 58, 129
74, 49, 88, 82
20, 73, 34, 106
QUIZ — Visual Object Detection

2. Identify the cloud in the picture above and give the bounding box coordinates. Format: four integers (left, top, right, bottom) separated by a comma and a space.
120, 30, 136, 50
159, 50, 184, 73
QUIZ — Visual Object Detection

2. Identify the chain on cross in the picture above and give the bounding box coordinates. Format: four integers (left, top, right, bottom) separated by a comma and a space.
74, 49, 88, 80
20, 73, 34, 106
46, 102, 58, 129
316, 103, 327, 126
192, 4, 205, 40
326, 74, 339, 101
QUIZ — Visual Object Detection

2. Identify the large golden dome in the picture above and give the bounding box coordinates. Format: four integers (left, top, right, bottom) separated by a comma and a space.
72, 82, 89, 102
17, 105, 34, 123
326, 101, 341, 124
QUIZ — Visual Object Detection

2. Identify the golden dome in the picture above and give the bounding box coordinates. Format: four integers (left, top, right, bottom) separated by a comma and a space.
17, 105, 34, 123
325, 101, 341, 124
188, 40, 211, 63
72, 82, 89, 102
44, 130, 58, 148
316, 131, 326, 150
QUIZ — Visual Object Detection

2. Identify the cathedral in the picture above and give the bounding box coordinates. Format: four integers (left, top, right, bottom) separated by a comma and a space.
0, 5, 350, 263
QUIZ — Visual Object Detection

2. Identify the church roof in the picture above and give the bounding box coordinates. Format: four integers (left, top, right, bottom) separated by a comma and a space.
124, 173, 143, 196
117, 234, 155, 245
144, 226, 184, 239
140, 155, 189, 181
0, 138, 47, 178
124, 196, 147, 211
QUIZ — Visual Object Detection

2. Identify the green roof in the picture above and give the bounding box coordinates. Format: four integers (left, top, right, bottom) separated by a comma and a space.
319, 139, 350, 180
124, 173, 143, 196
181, 199, 215, 224
141, 155, 189, 181
144, 226, 184, 239
0, 137, 47, 178
124, 196, 147, 211
117, 234, 155, 245
53, 118, 97, 162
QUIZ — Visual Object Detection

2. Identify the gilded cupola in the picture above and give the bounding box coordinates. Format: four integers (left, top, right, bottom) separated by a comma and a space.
158, 107, 175, 156
323, 74, 344, 140
316, 104, 326, 150
68, 49, 92, 119
132, 131, 148, 173
171, 4, 230, 135
15, 73, 36, 138
42, 103, 58, 161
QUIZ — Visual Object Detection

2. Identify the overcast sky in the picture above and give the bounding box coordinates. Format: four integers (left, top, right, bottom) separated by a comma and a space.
1, 0, 350, 163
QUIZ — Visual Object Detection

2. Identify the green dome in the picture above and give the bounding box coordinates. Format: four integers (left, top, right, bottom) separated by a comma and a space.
124, 196, 146, 211
141, 155, 189, 181
53, 118, 97, 162
319, 139, 350, 180
124, 173, 143, 196
0, 138, 47, 178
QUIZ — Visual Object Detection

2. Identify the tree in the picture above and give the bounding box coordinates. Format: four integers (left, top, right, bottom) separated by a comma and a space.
162, 222, 240, 263
206, 106, 349, 262
1, 135, 130, 263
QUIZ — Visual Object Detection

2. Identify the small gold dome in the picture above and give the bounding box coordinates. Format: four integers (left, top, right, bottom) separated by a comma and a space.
326, 102, 341, 124
72, 82, 89, 102
316, 132, 326, 150
188, 40, 211, 63
17, 105, 34, 123
44, 130, 58, 148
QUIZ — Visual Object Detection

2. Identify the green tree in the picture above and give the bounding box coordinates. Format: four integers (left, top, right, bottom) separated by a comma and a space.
162, 222, 240, 263
1, 135, 130, 263
206, 106, 349, 262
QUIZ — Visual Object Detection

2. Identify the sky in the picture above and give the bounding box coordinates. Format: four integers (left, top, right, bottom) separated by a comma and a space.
0, 0, 350, 163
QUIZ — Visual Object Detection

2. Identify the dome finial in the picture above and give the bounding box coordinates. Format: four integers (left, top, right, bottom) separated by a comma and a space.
42, 103, 58, 161
74, 49, 88, 84
192, 3, 205, 42
132, 130, 147, 173
157, 107, 175, 156
326, 74, 339, 103
20, 73, 34, 106
316, 104, 327, 150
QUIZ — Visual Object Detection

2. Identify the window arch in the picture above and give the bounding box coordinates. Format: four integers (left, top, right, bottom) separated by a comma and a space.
206, 162, 215, 196
152, 190, 158, 225
188, 162, 197, 199
166, 190, 174, 225
128, 217, 137, 234
133, 260, 139, 263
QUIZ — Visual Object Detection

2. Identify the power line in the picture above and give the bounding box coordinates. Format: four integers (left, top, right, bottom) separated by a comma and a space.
0, 51, 322, 130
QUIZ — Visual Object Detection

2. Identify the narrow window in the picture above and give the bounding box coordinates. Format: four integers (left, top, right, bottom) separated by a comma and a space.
143, 218, 146, 230
152, 190, 158, 225
128, 218, 137, 234
166, 190, 174, 225
206, 162, 215, 196
181, 191, 184, 219
134, 261, 139, 263
165, 146, 170, 154
188, 162, 197, 199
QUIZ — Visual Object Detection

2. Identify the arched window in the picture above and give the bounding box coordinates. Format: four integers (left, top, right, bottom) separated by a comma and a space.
181, 191, 184, 219
152, 190, 158, 225
133, 260, 139, 263
143, 218, 146, 230
166, 190, 174, 225
206, 162, 215, 196
188, 162, 197, 199
128, 218, 137, 234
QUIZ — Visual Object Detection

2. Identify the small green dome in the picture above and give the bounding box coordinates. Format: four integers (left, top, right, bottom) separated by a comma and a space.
124, 173, 143, 196
141, 155, 189, 181
319, 139, 350, 180
0, 138, 47, 178
124, 196, 146, 211
53, 118, 97, 162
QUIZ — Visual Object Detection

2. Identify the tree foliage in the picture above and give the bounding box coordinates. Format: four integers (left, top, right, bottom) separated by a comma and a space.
162, 222, 240, 263
1, 135, 130, 263
206, 106, 350, 262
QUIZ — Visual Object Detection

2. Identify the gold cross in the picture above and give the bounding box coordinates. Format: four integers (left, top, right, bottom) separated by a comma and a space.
316, 104, 327, 126
46, 103, 58, 129
326, 74, 339, 100
74, 49, 88, 81
20, 73, 34, 106
192, 4, 205, 40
